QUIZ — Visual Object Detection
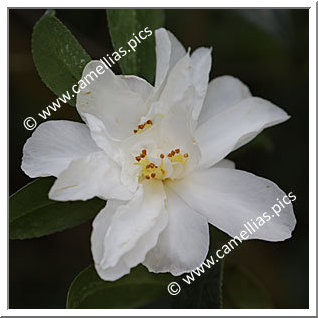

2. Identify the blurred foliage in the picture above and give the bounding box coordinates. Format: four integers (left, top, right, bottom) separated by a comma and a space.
67, 261, 224, 309
171, 260, 223, 309
32, 10, 91, 106
9, 9, 309, 309
10, 177, 105, 239
107, 9, 165, 84
223, 261, 273, 308
66, 265, 172, 309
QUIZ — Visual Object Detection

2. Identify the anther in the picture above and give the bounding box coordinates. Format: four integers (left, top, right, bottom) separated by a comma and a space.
136, 156, 141, 161
141, 149, 147, 155
151, 173, 156, 178
134, 129, 137, 134
184, 153, 189, 158
175, 148, 180, 153
140, 153, 145, 158
146, 175, 150, 180
147, 120, 152, 125
160, 154, 164, 159
138, 124, 144, 129
171, 150, 175, 156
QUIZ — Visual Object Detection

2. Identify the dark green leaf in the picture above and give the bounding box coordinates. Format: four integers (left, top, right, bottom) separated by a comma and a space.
171, 259, 223, 308
66, 264, 172, 309
223, 262, 273, 308
32, 10, 91, 106
9, 177, 105, 239
107, 9, 165, 83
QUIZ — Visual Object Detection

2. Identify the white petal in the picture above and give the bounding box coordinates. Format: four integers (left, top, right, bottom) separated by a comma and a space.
91, 200, 117, 264
152, 47, 211, 124
76, 60, 148, 141
155, 28, 186, 88
213, 159, 235, 169
119, 75, 154, 102
21, 120, 99, 178
143, 187, 209, 275
195, 97, 290, 168
95, 259, 131, 281
91, 200, 131, 281
100, 181, 167, 269
92, 198, 167, 281
91, 200, 132, 281
155, 53, 192, 115
169, 168, 296, 241
190, 47, 212, 121
198, 75, 251, 126
49, 151, 133, 201
82, 113, 121, 162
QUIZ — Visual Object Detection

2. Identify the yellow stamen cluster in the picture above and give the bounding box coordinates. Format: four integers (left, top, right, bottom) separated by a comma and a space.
167, 148, 188, 164
135, 148, 189, 181
133, 120, 152, 134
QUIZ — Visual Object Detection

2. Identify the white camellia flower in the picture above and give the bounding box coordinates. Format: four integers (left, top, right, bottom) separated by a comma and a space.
22, 28, 296, 281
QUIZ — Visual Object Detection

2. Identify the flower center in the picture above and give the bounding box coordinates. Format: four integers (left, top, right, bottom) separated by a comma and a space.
134, 148, 189, 181
133, 120, 152, 134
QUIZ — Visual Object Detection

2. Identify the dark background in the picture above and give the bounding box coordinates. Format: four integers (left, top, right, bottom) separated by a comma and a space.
9, 9, 309, 308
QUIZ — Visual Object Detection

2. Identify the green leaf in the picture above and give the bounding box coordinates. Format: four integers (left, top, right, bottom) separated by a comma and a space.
222, 262, 273, 308
107, 9, 165, 83
32, 10, 91, 106
66, 264, 172, 309
9, 177, 105, 239
171, 259, 223, 308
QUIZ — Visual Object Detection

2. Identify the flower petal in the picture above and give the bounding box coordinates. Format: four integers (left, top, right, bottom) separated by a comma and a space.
100, 180, 167, 268
169, 168, 296, 241
198, 75, 251, 126
213, 159, 235, 169
94, 259, 131, 282
80, 113, 121, 163
21, 120, 99, 178
151, 47, 211, 124
91, 200, 131, 281
143, 187, 209, 275
119, 75, 154, 102
195, 97, 290, 168
190, 47, 212, 121
155, 53, 192, 115
49, 151, 133, 201
155, 28, 186, 88
76, 60, 148, 142
91, 196, 167, 281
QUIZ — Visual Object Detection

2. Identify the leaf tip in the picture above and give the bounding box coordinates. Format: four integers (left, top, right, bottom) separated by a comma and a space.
44, 9, 56, 16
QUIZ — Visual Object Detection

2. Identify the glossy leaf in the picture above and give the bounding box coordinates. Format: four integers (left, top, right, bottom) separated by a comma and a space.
32, 10, 91, 106
223, 262, 273, 308
107, 9, 165, 83
171, 259, 223, 308
66, 265, 172, 309
9, 177, 105, 239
